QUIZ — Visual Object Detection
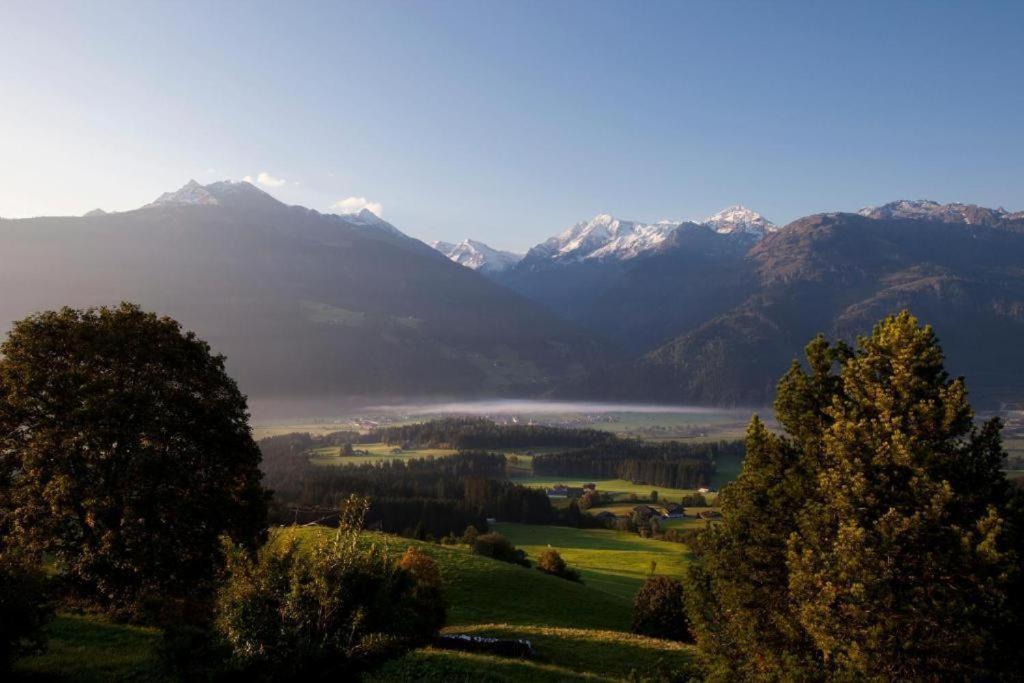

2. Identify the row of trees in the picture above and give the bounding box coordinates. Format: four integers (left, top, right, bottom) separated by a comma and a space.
261, 443, 558, 534
367, 417, 609, 450
532, 439, 733, 489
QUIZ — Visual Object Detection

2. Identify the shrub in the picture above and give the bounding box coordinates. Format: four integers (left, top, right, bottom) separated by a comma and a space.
461, 525, 480, 545
471, 533, 530, 567
0, 548, 53, 672
631, 576, 691, 642
214, 497, 445, 677
536, 548, 582, 583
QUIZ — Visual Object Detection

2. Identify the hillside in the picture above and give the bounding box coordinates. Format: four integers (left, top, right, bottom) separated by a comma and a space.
0, 181, 607, 403
14, 528, 697, 682
639, 210, 1024, 404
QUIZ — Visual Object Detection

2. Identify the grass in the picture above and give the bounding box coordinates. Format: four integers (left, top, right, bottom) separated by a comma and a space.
492, 523, 691, 602
367, 625, 697, 682
15, 528, 697, 681
508, 476, 716, 503
13, 613, 165, 682
308, 442, 458, 465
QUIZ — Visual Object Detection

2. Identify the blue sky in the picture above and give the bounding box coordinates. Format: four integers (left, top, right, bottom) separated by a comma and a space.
1, 1, 1022, 251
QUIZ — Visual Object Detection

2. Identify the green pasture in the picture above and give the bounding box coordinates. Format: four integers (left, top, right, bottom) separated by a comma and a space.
491, 522, 691, 602
308, 442, 458, 465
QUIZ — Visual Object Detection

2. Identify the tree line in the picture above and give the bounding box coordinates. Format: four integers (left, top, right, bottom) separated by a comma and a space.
531, 439, 736, 489
260, 440, 556, 536
366, 417, 610, 450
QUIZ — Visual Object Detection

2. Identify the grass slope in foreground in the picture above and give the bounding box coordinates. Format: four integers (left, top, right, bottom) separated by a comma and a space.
15, 528, 697, 681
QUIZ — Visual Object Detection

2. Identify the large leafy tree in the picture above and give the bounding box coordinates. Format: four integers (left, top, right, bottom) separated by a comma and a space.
0, 304, 268, 612
687, 312, 1022, 680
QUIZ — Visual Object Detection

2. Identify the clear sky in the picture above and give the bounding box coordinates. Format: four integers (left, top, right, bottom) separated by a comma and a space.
2, 1, 1022, 251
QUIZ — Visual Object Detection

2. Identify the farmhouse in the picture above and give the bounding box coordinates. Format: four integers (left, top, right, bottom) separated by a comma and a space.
664, 503, 684, 518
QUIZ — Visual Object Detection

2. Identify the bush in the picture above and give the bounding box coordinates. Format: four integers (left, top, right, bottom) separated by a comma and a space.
0, 549, 53, 672
536, 548, 582, 583
214, 497, 445, 678
631, 576, 691, 642
471, 533, 530, 567
461, 525, 480, 545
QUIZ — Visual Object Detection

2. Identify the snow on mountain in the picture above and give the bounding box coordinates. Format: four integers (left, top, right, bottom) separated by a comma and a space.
431, 238, 523, 273
701, 205, 777, 236
332, 207, 405, 237
858, 199, 1024, 226
524, 206, 775, 264
144, 179, 276, 209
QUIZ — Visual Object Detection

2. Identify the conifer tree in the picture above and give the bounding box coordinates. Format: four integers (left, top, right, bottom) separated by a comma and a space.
686, 312, 1022, 680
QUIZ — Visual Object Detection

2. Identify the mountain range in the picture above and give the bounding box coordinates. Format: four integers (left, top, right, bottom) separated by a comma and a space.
3, 181, 1023, 408
0, 181, 606, 404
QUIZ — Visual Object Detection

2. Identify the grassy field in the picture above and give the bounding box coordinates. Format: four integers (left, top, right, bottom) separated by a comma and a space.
12, 524, 697, 681
508, 476, 717, 503
492, 523, 690, 602
307, 442, 458, 465
13, 613, 165, 682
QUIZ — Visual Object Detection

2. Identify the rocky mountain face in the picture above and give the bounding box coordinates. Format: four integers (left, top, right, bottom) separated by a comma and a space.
635, 206, 1024, 405
0, 181, 608, 402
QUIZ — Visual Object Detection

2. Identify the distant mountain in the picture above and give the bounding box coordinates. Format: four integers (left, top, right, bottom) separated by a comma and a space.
431, 239, 523, 273
5, 186, 1023, 409
515, 206, 775, 267
636, 204, 1024, 405
859, 199, 1024, 226
492, 206, 772, 354
701, 205, 777, 236
0, 181, 607, 403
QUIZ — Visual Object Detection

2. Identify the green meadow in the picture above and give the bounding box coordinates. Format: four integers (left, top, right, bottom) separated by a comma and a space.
15, 528, 698, 681
308, 442, 459, 465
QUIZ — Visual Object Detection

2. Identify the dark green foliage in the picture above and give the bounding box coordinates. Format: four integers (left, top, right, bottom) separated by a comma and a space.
215, 498, 444, 678
471, 533, 530, 567
261, 442, 555, 533
536, 548, 581, 583
0, 304, 267, 613
532, 439, 734, 489
0, 548, 54, 672
687, 312, 1024, 680
368, 417, 608, 450
631, 576, 690, 642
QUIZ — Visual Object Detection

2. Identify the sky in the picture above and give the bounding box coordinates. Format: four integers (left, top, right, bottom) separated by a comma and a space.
1, 1, 1022, 252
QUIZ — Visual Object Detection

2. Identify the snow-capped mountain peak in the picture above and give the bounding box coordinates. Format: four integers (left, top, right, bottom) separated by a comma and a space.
532, 213, 682, 263
701, 205, 777, 236
431, 238, 523, 273
144, 179, 276, 209
858, 199, 1024, 226
523, 205, 775, 265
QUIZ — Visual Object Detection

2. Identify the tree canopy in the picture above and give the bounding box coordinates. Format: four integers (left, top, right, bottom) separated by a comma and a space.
687, 312, 1023, 680
0, 303, 268, 612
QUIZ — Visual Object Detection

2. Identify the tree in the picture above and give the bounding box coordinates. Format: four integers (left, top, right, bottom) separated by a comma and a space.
686, 312, 1023, 680
536, 548, 581, 583
471, 533, 529, 567
0, 304, 268, 613
632, 576, 691, 642
788, 313, 1021, 679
